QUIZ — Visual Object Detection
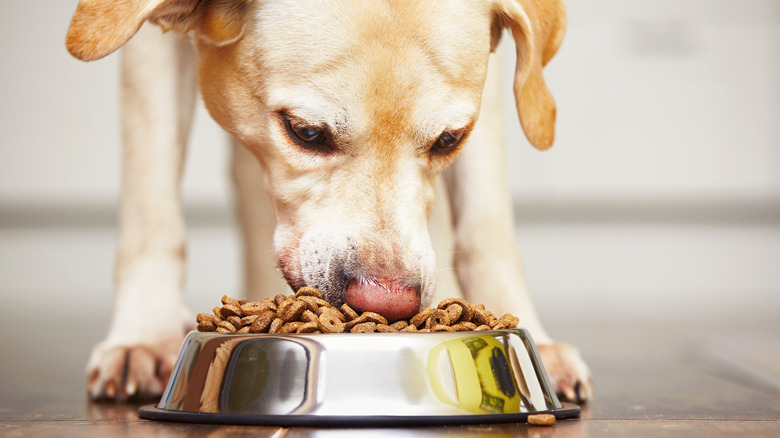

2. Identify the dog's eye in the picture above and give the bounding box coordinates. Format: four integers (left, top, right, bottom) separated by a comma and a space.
281, 112, 331, 152
431, 130, 465, 155
293, 124, 325, 143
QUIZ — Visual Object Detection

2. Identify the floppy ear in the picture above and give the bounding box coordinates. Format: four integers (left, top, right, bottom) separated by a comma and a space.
492, 0, 566, 150
66, 0, 251, 61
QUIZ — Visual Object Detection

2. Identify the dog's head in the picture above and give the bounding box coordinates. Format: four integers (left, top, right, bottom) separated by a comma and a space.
67, 0, 565, 320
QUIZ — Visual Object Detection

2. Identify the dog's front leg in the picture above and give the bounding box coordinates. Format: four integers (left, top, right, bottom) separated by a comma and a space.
230, 139, 289, 301
443, 53, 593, 403
86, 25, 198, 401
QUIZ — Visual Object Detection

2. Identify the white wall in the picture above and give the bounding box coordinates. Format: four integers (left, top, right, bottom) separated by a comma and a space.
1, 1, 778, 329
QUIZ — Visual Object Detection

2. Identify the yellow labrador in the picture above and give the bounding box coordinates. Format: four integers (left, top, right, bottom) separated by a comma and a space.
67, 0, 593, 402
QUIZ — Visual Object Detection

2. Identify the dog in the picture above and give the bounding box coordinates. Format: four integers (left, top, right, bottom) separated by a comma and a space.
66, 0, 593, 403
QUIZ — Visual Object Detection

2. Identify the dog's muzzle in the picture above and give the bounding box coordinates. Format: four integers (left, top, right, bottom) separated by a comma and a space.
342, 276, 420, 322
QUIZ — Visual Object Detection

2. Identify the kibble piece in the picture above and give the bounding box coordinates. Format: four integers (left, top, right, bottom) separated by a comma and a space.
426, 309, 451, 329
389, 320, 409, 330
241, 300, 276, 315
221, 295, 241, 307
317, 312, 345, 333
217, 320, 237, 333
472, 308, 491, 326
450, 323, 469, 332
494, 313, 519, 330
317, 306, 346, 322
474, 324, 491, 331
296, 321, 320, 333
227, 315, 243, 330
344, 314, 369, 331
376, 324, 397, 333
410, 308, 434, 327
249, 311, 276, 333
527, 413, 556, 426
268, 318, 284, 334
197, 321, 217, 332
281, 300, 307, 323
241, 314, 260, 326
298, 296, 329, 312
237, 326, 251, 334
400, 324, 418, 332
340, 304, 360, 321
295, 287, 323, 299
273, 294, 288, 307
431, 324, 454, 332
361, 312, 388, 325
351, 322, 377, 333
215, 327, 231, 333
301, 310, 318, 323
437, 298, 471, 310
446, 303, 463, 323
278, 321, 303, 334
220, 303, 244, 319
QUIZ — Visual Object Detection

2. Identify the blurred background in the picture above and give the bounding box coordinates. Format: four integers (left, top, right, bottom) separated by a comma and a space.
0, 0, 778, 362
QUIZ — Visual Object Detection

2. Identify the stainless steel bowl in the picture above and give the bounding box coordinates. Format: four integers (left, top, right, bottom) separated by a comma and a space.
139, 329, 579, 426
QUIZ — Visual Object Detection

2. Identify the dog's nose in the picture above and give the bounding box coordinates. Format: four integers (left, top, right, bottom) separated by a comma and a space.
342, 277, 420, 322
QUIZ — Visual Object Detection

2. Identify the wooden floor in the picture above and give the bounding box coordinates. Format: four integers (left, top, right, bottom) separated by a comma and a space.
1, 312, 779, 437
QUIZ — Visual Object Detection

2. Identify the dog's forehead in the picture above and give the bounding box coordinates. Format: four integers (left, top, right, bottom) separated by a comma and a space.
249, 0, 493, 127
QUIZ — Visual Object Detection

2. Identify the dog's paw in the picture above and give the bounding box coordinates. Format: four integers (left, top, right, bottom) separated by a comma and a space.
537, 342, 594, 403
86, 336, 183, 401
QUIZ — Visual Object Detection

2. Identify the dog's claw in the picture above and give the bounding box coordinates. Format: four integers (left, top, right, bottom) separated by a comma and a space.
537, 342, 594, 403
86, 337, 182, 402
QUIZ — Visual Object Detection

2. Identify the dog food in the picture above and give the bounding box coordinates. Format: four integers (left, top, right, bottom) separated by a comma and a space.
527, 413, 557, 426
196, 287, 520, 334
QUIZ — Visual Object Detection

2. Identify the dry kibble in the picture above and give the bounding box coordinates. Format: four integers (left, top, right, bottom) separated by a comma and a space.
295, 287, 323, 299
227, 315, 243, 330
197, 321, 217, 332
317, 306, 346, 322
317, 312, 345, 333
344, 314, 369, 331
297, 321, 320, 333
221, 295, 241, 307
350, 322, 377, 333
301, 310, 318, 323
376, 324, 397, 333
389, 320, 409, 330
241, 314, 259, 326
361, 312, 388, 325
249, 311, 276, 333
281, 300, 307, 323
340, 303, 360, 321
217, 320, 237, 333
446, 303, 463, 323
241, 300, 276, 315
197, 290, 520, 336
278, 321, 303, 334
410, 308, 434, 327
268, 318, 284, 334
425, 309, 450, 329
527, 413, 556, 426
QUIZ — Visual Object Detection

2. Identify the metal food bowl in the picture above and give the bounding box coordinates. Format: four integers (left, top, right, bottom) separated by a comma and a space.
139, 329, 580, 426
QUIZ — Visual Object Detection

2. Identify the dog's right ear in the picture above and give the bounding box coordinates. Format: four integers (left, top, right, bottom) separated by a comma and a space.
66, 0, 251, 61
491, 0, 566, 150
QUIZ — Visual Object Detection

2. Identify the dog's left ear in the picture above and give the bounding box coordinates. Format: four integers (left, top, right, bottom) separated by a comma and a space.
66, 0, 251, 61
491, 0, 566, 150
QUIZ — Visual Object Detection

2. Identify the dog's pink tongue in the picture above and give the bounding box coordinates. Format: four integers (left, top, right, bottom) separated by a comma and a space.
343, 279, 420, 322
